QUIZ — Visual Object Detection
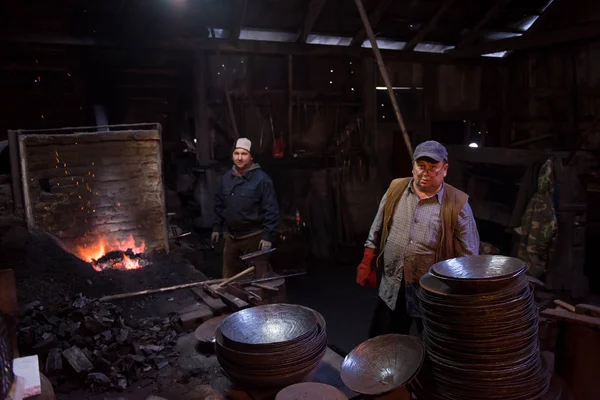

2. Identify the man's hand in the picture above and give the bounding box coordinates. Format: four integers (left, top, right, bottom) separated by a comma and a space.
211, 232, 221, 243
356, 248, 377, 288
259, 240, 272, 250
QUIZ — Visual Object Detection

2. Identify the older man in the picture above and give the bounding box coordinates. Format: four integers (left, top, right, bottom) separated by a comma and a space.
357, 140, 480, 336
212, 138, 279, 278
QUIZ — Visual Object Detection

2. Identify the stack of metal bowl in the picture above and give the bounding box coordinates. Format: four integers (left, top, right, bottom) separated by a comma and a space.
414, 255, 551, 400
215, 304, 327, 388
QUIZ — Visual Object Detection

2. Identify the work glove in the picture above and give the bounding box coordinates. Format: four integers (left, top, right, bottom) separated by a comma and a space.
211, 232, 221, 243
356, 247, 377, 288
259, 240, 272, 250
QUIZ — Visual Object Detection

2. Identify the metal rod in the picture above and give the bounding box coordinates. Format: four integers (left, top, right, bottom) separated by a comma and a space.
98, 272, 306, 303
354, 0, 413, 159
98, 278, 226, 302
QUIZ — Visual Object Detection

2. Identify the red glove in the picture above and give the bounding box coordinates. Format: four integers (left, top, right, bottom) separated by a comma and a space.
356, 248, 377, 288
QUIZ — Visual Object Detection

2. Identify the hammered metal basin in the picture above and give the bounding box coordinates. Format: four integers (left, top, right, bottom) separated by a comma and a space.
215, 305, 327, 389
195, 314, 229, 342
276, 382, 348, 400
340, 334, 424, 396
431, 255, 527, 280
219, 304, 317, 350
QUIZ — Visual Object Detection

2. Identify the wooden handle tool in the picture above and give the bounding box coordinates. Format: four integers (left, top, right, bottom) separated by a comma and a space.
554, 299, 576, 313
216, 266, 255, 289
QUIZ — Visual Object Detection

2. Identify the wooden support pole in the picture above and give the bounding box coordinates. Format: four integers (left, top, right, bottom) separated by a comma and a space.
354, 0, 413, 158
193, 52, 211, 164
288, 55, 293, 154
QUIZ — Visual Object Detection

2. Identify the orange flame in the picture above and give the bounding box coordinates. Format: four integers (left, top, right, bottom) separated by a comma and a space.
75, 234, 146, 271
121, 253, 142, 270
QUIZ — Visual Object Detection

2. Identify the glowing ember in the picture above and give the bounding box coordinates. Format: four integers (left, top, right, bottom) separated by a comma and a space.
74, 234, 147, 271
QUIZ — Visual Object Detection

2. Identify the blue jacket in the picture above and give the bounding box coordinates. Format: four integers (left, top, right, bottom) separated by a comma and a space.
213, 164, 279, 241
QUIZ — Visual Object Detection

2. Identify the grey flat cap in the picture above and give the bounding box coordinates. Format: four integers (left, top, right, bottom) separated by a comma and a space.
413, 141, 448, 162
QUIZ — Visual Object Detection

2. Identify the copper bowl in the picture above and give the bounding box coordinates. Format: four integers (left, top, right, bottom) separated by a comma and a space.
276, 382, 348, 400
215, 306, 327, 388
429, 256, 527, 294
340, 334, 424, 396
219, 304, 317, 351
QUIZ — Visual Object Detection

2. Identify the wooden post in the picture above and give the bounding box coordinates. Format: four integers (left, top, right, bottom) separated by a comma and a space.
193, 52, 216, 229
288, 55, 293, 154
354, 0, 413, 158
17, 133, 34, 231
193, 52, 211, 165
156, 123, 170, 254
7, 130, 23, 213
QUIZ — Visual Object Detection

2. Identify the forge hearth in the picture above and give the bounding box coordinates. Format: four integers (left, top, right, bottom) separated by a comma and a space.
13, 124, 169, 264
90, 249, 150, 271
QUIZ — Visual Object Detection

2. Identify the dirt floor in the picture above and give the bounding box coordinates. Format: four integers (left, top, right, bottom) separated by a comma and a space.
0, 217, 374, 399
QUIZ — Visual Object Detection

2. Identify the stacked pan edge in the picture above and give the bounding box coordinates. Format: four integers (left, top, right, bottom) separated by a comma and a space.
214, 304, 327, 389
413, 255, 550, 400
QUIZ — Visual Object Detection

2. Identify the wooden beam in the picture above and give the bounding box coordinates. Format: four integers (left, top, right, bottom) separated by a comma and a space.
403, 0, 457, 51
456, 0, 512, 48
451, 23, 600, 57
1, 34, 506, 65
297, 0, 328, 43
230, 0, 247, 41
527, 0, 567, 34
350, 0, 392, 47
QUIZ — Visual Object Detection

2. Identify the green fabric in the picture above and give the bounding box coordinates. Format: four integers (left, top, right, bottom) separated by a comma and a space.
517, 159, 558, 279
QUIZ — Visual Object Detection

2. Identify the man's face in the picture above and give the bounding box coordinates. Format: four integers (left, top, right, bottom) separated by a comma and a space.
232, 148, 252, 170
412, 158, 448, 191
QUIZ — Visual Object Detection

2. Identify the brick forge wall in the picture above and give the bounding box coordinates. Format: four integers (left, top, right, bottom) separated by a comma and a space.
19, 129, 168, 260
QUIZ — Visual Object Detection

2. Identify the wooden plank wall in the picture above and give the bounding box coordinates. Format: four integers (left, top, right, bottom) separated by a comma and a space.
20, 129, 168, 258
508, 41, 600, 150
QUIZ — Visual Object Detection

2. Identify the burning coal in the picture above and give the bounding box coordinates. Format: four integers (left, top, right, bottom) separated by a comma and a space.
74, 235, 148, 271
90, 249, 150, 272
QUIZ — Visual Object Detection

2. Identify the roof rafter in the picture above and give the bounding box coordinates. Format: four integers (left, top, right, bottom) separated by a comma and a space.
527, 0, 567, 34
296, 0, 328, 43
451, 22, 600, 57
229, 0, 247, 41
404, 0, 457, 51
350, 0, 393, 47
456, 0, 513, 48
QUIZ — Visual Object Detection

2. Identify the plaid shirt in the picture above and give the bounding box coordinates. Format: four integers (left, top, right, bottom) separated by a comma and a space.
366, 180, 480, 315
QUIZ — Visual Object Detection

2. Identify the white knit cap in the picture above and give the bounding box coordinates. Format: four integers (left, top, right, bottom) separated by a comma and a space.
235, 138, 252, 153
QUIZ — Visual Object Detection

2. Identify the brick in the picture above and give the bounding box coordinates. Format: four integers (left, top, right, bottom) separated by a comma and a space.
179, 305, 213, 331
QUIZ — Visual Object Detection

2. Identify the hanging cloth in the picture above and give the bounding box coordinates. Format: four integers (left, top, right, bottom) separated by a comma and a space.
516, 158, 558, 279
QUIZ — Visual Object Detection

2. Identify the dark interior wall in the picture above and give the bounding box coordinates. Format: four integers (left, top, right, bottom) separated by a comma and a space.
506, 40, 600, 293
506, 40, 600, 151
0, 43, 507, 260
